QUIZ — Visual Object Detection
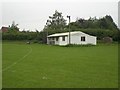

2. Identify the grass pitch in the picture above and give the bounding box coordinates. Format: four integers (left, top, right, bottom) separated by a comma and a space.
2, 41, 118, 88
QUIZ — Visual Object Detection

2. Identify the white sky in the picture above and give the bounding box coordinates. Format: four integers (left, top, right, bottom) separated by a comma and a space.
1, 0, 119, 31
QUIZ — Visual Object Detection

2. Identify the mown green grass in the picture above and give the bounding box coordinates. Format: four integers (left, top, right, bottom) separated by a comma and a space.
2, 41, 118, 88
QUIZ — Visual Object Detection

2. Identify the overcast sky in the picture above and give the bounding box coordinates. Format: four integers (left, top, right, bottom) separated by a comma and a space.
1, 0, 119, 31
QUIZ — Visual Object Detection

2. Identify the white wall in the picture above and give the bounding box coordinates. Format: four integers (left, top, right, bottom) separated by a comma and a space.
71, 34, 80, 44
71, 33, 87, 45
58, 36, 68, 45
55, 38, 59, 45
87, 36, 97, 45
70, 33, 96, 45
47, 37, 68, 45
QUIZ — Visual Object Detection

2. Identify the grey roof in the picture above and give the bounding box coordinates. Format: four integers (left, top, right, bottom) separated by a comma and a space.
47, 31, 96, 37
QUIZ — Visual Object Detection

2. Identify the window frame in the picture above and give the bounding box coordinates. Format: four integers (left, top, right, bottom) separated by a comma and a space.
81, 36, 85, 41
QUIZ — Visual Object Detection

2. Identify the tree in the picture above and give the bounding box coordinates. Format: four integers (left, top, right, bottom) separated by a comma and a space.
44, 10, 66, 31
8, 21, 19, 32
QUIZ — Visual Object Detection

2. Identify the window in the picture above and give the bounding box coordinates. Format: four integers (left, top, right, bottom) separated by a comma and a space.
56, 37, 59, 41
62, 36, 65, 41
81, 36, 85, 41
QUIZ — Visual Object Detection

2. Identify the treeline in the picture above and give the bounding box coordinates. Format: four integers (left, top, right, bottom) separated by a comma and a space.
2, 31, 46, 43
70, 15, 118, 30
2, 28, 119, 43
2, 10, 120, 43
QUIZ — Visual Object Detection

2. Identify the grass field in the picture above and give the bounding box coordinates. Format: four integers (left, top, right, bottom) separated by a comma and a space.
2, 41, 118, 88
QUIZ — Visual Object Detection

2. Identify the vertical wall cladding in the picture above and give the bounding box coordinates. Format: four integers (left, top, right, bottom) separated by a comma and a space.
71, 33, 88, 45
71, 34, 80, 44
87, 36, 97, 45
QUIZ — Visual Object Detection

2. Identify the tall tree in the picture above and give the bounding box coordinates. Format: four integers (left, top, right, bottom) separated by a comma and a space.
44, 10, 66, 31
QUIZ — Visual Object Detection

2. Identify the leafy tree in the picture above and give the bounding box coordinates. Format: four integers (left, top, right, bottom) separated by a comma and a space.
71, 15, 118, 30
44, 10, 66, 31
8, 21, 19, 32
98, 18, 108, 29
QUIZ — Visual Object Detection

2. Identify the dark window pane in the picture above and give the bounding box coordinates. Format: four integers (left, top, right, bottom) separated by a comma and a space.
81, 36, 85, 41
62, 36, 65, 41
